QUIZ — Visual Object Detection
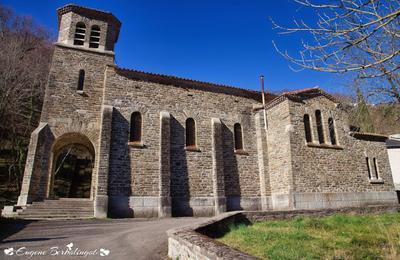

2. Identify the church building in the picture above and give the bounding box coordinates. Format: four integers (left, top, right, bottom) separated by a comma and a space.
3, 4, 397, 219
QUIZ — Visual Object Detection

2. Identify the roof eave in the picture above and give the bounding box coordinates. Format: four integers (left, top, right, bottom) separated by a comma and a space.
114, 67, 277, 102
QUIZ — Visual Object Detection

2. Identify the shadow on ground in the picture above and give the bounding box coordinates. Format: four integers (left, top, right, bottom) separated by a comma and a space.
0, 219, 37, 243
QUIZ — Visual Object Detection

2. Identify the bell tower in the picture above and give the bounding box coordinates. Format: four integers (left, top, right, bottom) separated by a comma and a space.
15, 5, 122, 218
56, 4, 121, 52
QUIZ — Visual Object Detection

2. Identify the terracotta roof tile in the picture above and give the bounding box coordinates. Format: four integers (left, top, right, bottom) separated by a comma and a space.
350, 131, 388, 142
114, 67, 277, 102
265, 87, 338, 110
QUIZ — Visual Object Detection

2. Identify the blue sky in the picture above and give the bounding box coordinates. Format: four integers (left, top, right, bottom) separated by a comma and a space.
2, 0, 349, 94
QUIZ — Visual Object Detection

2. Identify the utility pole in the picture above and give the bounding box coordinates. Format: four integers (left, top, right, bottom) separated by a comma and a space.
260, 75, 268, 133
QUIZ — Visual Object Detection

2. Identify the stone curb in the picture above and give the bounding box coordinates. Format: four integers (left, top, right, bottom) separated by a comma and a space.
167, 205, 400, 260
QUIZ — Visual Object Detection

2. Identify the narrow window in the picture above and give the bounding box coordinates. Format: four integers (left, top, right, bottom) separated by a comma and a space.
366, 157, 372, 179
74, 22, 86, 46
373, 158, 380, 179
234, 123, 244, 150
304, 114, 312, 143
186, 118, 196, 147
130, 112, 142, 143
89, 25, 100, 48
328, 117, 337, 145
315, 110, 325, 144
77, 70, 85, 91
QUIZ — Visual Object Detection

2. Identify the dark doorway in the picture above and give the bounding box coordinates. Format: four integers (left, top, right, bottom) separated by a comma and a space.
52, 144, 93, 198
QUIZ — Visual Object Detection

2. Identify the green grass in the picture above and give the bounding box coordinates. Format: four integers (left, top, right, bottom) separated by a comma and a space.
218, 213, 400, 259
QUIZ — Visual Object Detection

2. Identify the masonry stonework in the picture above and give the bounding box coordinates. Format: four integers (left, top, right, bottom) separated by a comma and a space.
6, 4, 397, 219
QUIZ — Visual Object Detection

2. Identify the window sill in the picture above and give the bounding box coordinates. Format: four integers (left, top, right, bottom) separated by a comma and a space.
128, 142, 145, 148
306, 142, 344, 150
185, 146, 201, 152
235, 149, 249, 155
369, 179, 384, 184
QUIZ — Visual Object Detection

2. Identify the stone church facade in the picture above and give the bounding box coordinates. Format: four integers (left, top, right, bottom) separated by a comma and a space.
7, 5, 398, 218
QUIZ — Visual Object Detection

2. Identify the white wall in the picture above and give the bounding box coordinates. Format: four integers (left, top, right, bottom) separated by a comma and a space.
388, 148, 400, 190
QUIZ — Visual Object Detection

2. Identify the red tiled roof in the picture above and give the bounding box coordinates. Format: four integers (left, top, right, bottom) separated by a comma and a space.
265, 87, 338, 110
350, 132, 388, 142
281, 87, 321, 96
114, 67, 277, 102
282, 87, 338, 102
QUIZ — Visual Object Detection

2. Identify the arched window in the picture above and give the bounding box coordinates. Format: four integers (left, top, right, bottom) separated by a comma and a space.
373, 158, 380, 179
303, 114, 312, 143
366, 157, 372, 179
328, 117, 337, 145
89, 25, 100, 48
185, 118, 196, 147
130, 112, 142, 143
234, 123, 244, 150
77, 70, 85, 91
315, 110, 325, 144
74, 22, 86, 46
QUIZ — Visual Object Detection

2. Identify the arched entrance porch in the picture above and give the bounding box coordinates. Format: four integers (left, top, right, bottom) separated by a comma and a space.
47, 133, 95, 199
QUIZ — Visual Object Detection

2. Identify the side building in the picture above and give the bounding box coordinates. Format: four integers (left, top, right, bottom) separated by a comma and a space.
387, 135, 400, 191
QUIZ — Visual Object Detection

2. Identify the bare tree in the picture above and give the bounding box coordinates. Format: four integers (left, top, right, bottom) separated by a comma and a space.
272, 0, 400, 103
0, 4, 53, 189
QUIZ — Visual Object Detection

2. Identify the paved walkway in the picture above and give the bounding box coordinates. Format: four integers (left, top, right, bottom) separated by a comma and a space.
0, 217, 207, 259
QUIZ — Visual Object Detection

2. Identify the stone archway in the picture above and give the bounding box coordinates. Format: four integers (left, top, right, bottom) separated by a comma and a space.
48, 133, 95, 199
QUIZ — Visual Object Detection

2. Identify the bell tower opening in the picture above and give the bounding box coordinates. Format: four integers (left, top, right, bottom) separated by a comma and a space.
56, 4, 121, 52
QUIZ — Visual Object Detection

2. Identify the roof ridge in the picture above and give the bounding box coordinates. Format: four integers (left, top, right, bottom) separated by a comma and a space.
282, 87, 320, 96
57, 4, 121, 29
265, 86, 339, 110
57, 4, 114, 16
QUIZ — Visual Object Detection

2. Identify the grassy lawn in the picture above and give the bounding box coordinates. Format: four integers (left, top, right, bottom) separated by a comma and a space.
218, 213, 400, 259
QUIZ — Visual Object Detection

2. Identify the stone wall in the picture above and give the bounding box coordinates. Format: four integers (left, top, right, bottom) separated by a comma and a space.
104, 66, 263, 217
266, 100, 294, 209
288, 96, 396, 209
18, 123, 54, 205
33, 44, 114, 204
57, 11, 117, 52
254, 111, 271, 210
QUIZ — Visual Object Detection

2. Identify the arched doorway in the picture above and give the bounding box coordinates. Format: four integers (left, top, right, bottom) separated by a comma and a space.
49, 133, 95, 199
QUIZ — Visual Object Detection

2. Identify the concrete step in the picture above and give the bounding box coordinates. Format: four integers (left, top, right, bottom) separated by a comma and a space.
17, 215, 94, 219
30, 203, 93, 207
23, 209, 93, 212
32, 200, 92, 205
58, 198, 91, 201
27, 207, 93, 210
30, 204, 93, 208
16, 199, 94, 219
27, 205, 93, 208
34, 198, 91, 201
18, 213, 93, 217
29, 206, 93, 210
21, 209, 93, 213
